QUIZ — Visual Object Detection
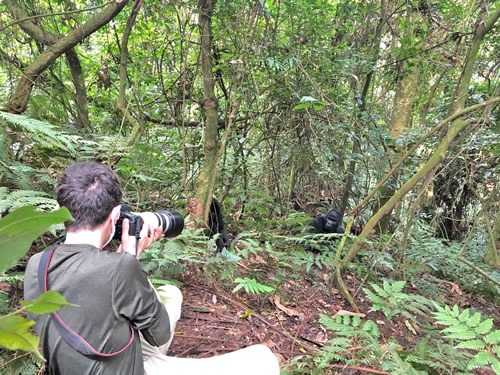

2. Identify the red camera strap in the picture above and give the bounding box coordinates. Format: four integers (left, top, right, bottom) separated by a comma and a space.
37, 246, 135, 359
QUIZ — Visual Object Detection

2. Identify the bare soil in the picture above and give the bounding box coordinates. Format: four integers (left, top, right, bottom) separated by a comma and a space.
166, 253, 499, 374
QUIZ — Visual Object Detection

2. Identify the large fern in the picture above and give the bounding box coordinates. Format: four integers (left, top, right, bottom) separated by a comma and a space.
432, 304, 500, 373
0, 188, 57, 217
318, 313, 382, 367
362, 279, 434, 320
403, 335, 471, 374
0, 111, 76, 154
318, 313, 428, 374
0, 112, 80, 190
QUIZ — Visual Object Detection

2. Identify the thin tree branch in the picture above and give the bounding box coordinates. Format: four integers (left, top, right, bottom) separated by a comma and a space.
0, 1, 113, 33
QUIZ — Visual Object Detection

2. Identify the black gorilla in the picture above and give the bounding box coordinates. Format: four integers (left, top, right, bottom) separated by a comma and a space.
303, 208, 345, 235
301, 208, 344, 253
207, 198, 231, 252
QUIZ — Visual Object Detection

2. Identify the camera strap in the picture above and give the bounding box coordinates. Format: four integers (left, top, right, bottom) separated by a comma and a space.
37, 246, 135, 359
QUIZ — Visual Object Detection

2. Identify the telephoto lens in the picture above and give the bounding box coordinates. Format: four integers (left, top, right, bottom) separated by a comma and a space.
154, 210, 184, 238
114, 204, 184, 240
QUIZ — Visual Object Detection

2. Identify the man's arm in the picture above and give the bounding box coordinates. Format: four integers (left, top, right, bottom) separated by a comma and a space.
112, 254, 171, 347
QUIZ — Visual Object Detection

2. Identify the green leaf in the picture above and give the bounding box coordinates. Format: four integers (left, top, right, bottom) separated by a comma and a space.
293, 96, 325, 111
0, 206, 72, 272
21, 290, 76, 314
232, 278, 274, 295
458, 309, 470, 322
0, 314, 42, 359
456, 339, 485, 350
484, 330, 500, 344
468, 312, 482, 327
444, 328, 477, 340
475, 318, 493, 335
0, 111, 76, 154
232, 283, 244, 293
468, 351, 494, 368
492, 358, 500, 374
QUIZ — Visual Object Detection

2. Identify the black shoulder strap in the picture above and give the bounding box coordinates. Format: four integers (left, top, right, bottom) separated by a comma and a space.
38, 247, 135, 359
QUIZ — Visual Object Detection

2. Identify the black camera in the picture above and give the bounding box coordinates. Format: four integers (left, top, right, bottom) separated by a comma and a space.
113, 203, 184, 240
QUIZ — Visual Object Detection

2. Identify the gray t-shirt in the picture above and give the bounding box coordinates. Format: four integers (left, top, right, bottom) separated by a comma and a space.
24, 244, 171, 375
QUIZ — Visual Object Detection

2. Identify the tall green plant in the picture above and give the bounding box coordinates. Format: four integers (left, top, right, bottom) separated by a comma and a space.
0, 206, 72, 358
432, 304, 500, 373
363, 279, 434, 320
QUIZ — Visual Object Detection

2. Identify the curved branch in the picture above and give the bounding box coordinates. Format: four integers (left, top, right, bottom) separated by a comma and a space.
342, 97, 500, 266
3, 0, 129, 114
0, 1, 112, 33
5, 0, 91, 128
116, 0, 144, 145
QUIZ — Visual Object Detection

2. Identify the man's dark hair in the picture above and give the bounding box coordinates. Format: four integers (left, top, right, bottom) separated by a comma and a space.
56, 161, 122, 230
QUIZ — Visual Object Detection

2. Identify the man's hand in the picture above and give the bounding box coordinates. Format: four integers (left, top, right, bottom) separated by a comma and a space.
117, 213, 164, 259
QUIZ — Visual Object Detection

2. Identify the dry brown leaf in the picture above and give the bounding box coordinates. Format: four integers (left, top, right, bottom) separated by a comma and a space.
334, 310, 366, 318
270, 295, 301, 317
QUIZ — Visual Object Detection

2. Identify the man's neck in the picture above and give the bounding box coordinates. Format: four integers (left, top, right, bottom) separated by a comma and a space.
64, 229, 105, 249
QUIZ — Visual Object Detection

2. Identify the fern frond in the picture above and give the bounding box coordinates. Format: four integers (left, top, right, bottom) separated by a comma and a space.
327, 337, 352, 347
0, 189, 57, 216
467, 311, 483, 328
456, 339, 485, 350
492, 357, 500, 374
443, 327, 478, 340
391, 280, 406, 293
458, 309, 471, 322
77, 136, 127, 161
405, 354, 449, 373
468, 351, 496, 369
0, 111, 77, 154
362, 287, 383, 304
232, 277, 274, 295
432, 304, 499, 373
475, 318, 494, 335
372, 282, 390, 298
485, 331, 500, 344
364, 279, 434, 320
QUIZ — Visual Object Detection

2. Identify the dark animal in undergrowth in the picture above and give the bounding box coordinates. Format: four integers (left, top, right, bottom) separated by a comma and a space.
303, 208, 345, 235
301, 208, 345, 253
207, 198, 231, 252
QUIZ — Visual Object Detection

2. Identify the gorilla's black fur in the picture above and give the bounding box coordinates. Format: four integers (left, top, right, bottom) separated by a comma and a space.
207, 198, 231, 252
303, 208, 344, 235
301, 208, 344, 253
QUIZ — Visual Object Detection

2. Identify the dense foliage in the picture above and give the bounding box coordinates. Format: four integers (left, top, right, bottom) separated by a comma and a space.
0, 0, 498, 373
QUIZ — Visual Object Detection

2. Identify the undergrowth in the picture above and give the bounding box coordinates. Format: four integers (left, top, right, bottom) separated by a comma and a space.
286, 280, 499, 375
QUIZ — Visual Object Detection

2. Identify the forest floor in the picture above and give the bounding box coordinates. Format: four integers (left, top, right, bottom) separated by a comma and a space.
4, 243, 498, 374
166, 252, 499, 375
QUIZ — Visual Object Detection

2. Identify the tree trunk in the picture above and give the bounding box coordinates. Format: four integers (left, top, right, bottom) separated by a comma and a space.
189, 0, 219, 224
3, 0, 129, 114
65, 49, 91, 129
486, 212, 500, 268
433, 2, 500, 240
378, 58, 423, 233
377, 4, 426, 233
116, 0, 145, 146
340, 0, 386, 217
342, 4, 499, 266
343, 97, 500, 266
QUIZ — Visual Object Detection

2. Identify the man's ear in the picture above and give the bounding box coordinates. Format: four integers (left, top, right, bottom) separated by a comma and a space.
110, 205, 121, 224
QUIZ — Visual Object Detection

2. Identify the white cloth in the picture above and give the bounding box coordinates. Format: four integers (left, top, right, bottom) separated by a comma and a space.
141, 284, 280, 375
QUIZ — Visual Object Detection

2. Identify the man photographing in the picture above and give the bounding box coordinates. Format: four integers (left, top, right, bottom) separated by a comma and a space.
24, 161, 279, 374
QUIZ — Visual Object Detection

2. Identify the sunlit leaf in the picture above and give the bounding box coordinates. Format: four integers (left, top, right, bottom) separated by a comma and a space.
21, 290, 76, 315
0, 206, 72, 272
0, 315, 42, 359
